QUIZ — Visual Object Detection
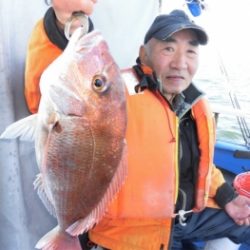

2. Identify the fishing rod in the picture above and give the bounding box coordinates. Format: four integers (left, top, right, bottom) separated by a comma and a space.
217, 55, 250, 148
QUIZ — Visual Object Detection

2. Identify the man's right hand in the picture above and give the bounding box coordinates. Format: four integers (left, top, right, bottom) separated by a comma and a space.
225, 195, 250, 226
52, 0, 97, 29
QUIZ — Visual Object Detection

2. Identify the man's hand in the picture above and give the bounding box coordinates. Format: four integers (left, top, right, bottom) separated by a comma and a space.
52, 0, 97, 29
225, 195, 250, 226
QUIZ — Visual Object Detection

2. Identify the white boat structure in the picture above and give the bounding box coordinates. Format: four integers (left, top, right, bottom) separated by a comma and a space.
0, 0, 249, 249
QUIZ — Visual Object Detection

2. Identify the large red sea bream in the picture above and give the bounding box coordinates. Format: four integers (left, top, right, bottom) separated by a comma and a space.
0, 28, 127, 250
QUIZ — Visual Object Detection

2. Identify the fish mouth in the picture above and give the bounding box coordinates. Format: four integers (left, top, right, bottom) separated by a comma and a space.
64, 13, 89, 40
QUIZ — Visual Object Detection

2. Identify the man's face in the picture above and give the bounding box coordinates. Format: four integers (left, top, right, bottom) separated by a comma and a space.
141, 29, 199, 100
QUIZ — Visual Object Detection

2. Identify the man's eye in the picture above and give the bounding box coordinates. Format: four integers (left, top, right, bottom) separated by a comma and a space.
162, 46, 174, 55
187, 50, 198, 58
165, 47, 174, 52
188, 49, 197, 54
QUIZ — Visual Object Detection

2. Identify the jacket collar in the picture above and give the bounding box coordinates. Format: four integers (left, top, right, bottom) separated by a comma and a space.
171, 83, 204, 118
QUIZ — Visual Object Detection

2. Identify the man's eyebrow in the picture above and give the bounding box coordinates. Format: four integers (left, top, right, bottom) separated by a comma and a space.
164, 37, 199, 46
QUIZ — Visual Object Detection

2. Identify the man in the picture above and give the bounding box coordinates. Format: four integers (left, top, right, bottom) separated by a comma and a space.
133, 10, 250, 249
24, 2, 250, 249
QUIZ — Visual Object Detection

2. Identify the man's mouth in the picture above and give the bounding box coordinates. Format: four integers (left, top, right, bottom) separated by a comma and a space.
166, 75, 184, 80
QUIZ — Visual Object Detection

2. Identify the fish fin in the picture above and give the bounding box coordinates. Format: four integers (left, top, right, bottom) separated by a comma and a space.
0, 114, 38, 141
67, 142, 128, 235
35, 226, 82, 250
33, 173, 56, 218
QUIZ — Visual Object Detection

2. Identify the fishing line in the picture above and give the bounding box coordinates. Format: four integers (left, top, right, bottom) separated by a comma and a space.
218, 53, 250, 147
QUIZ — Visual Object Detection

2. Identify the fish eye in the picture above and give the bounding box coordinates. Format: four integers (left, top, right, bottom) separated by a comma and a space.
92, 75, 109, 93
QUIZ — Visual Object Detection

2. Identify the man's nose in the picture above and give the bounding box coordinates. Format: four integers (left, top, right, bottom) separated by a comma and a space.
170, 52, 188, 70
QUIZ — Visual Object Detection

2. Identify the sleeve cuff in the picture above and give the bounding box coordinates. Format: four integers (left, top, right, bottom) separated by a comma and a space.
214, 182, 238, 208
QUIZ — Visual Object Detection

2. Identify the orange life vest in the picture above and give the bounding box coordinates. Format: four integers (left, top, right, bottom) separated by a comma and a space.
25, 19, 62, 114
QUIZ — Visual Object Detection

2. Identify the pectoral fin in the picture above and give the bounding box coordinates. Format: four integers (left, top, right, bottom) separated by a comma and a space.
0, 114, 38, 141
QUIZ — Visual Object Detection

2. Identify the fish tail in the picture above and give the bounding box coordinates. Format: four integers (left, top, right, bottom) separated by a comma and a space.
35, 225, 82, 250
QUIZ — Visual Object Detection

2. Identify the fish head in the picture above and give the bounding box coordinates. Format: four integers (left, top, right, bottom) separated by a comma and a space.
39, 28, 127, 132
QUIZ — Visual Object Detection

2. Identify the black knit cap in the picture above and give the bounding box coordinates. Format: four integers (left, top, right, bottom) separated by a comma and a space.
144, 9, 208, 45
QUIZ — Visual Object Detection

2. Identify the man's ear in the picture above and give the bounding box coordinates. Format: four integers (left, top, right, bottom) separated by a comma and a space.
139, 45, 148, 65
